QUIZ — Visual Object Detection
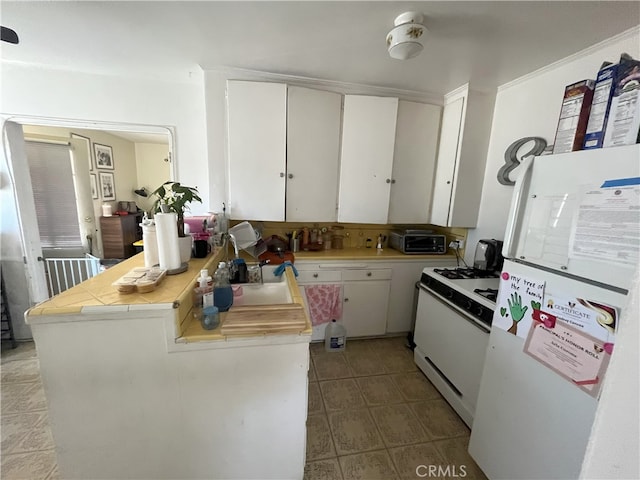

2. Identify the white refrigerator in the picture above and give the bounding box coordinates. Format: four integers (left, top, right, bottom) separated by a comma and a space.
469, 144, 640, 479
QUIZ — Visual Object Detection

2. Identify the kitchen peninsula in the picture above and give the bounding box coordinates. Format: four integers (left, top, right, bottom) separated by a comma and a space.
25, 250, 311, 480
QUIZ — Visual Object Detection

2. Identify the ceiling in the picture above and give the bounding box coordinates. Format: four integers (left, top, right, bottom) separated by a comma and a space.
1, 1, 639, 96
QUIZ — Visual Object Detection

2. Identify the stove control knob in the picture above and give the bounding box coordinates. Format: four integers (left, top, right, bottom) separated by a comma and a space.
476, 307, 485, 317
465, 300, 473, 310
445, 290, 454, 299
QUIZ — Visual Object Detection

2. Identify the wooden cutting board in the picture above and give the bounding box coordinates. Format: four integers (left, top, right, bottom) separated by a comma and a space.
221, 303, 307, 335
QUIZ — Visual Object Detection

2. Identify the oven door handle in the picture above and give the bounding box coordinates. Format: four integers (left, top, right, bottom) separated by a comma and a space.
418, 284, 491, 334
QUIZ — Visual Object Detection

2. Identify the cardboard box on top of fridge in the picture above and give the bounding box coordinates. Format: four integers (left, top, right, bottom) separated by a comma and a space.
583, 61, 619, 149
552, 79, 595, 154
603, 56, 640, 148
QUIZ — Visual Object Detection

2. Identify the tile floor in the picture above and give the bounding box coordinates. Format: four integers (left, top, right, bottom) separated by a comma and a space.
1, 341, 58, 480
305, 337, 487, 480
1, 338, 486, 480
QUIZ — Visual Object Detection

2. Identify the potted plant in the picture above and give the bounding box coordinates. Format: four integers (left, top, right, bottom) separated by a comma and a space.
151, 181, 202, 237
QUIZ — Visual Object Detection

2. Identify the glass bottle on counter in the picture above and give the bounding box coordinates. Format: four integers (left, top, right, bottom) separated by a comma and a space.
213, 262, 233, 312
193, 269, 212, 321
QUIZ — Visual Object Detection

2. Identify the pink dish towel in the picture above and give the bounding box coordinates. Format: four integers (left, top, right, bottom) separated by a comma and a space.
304, 284, 343, 326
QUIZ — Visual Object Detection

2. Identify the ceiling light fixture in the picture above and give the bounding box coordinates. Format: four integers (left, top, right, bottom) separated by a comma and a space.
386, 12, 426, 60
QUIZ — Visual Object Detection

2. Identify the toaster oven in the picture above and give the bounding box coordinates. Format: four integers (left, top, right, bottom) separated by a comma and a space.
389, 230, 447, 254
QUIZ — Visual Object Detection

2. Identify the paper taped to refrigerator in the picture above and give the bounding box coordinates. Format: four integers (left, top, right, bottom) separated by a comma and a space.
523, 317, 612, 398
569, 181, 640, 267
494, 271, 545, 339
542, 293, 618, 344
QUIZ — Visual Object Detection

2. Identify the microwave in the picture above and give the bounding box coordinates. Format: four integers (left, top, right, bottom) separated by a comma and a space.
389, 230, 447, 255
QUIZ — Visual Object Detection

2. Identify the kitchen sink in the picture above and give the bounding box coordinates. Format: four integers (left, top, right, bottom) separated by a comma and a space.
229, 263, 292, 306
244, 263, 286, 284
232, 282, 292, 306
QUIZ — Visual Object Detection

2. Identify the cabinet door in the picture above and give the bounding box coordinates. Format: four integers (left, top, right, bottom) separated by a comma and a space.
388, 101, 442, 224
430, 96, 464, 226
286, 86, 342, 222
338, 95, 398, 224
342, 281, 390, 337
227, 81, 287, 221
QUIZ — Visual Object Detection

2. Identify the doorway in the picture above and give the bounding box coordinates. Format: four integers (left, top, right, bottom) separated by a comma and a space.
1, 116, 175, 338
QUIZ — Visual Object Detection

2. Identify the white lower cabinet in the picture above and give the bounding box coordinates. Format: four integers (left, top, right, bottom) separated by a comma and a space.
296, 259, 454, 340
342, 278, 390, 337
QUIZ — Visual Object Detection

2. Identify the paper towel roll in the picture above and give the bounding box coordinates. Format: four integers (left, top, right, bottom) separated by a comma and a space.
155, 213, 181, 270
142, 224, 159, 268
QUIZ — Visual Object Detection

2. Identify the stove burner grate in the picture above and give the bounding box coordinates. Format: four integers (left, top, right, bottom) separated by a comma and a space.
433, 267, 500, 280
474, 288, 499, 302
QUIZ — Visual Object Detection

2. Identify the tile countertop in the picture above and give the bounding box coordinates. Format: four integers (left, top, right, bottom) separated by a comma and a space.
179, 266, 312, 343
25, 249, 312, 343
26, 251, 221, 319
291, 247, 457, 261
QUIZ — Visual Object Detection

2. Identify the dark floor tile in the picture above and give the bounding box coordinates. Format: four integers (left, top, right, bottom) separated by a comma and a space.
319, 379, 365, 412
370, 404, 430, 447
328, 409, 385, 455
356, 375, 404, 406
339, 449, 399, 480
410, 399, 470, 440
313, 353, 354, 380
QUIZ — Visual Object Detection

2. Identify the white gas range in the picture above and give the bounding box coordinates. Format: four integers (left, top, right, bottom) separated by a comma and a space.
413, 267, 499, 427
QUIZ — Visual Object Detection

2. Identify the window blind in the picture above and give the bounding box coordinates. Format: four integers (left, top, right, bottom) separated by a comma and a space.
25, 141, 83, 249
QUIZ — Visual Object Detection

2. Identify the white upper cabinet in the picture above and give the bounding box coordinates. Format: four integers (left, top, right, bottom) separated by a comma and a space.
227, 80, 287, 221
430, 84, 495, 227
387, 100, 442, 224
286, 86, 342, 222
338, 95, 399, 224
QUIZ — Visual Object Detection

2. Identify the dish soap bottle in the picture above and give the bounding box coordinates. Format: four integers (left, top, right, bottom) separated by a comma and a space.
213, 261, 233, 312
193, 269, 213, 320
324, 319, 347, 352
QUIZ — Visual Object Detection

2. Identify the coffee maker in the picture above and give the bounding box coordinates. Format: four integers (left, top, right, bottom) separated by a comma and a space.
473, 239, 504, 272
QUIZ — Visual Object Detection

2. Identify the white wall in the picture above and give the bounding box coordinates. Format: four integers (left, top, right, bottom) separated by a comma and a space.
580, 269, 640, 479
134, 143, 172, 213
1, 62, 208, 339
1, 62, 208, 211
465, 28, 640, 263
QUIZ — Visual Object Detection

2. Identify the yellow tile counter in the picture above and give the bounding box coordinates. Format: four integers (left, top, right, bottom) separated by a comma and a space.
179, 266, 312, 342
292, 247, 456, 261
26, 250, 222, 320
26, 249, 312, 343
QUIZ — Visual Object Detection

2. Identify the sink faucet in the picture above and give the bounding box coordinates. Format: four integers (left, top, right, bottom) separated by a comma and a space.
228, 233, 240, 258
259, 259, 270, 284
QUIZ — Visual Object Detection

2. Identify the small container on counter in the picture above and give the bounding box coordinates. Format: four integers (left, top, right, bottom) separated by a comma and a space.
323, 232, 332, 250
247, 265, 262, 283
102, 203, 113, 217
332, 226, 345, 249
201, 306, 220, 330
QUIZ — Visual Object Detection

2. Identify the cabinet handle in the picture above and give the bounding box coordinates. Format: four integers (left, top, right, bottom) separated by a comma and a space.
366, 272, 372, 277
344, 298, 349, 302
313, 273, 319, 278
280, 172, 285, 178
391, 179, 396, 184
446, 181, 451, 184
288, 173, 293, 179
386, 178, 391, 184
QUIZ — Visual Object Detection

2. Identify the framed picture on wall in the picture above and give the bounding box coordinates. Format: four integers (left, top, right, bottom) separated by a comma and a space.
99, 172, 116, 200
71, 133, 93, 171
93, 143, 114, 170
90, 173, 99, 199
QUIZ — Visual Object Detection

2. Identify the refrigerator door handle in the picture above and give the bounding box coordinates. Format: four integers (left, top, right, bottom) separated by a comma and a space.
503, 155, 534, 259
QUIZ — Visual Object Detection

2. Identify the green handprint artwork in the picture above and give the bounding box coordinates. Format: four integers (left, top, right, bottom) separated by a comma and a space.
507, 292, 528, 335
